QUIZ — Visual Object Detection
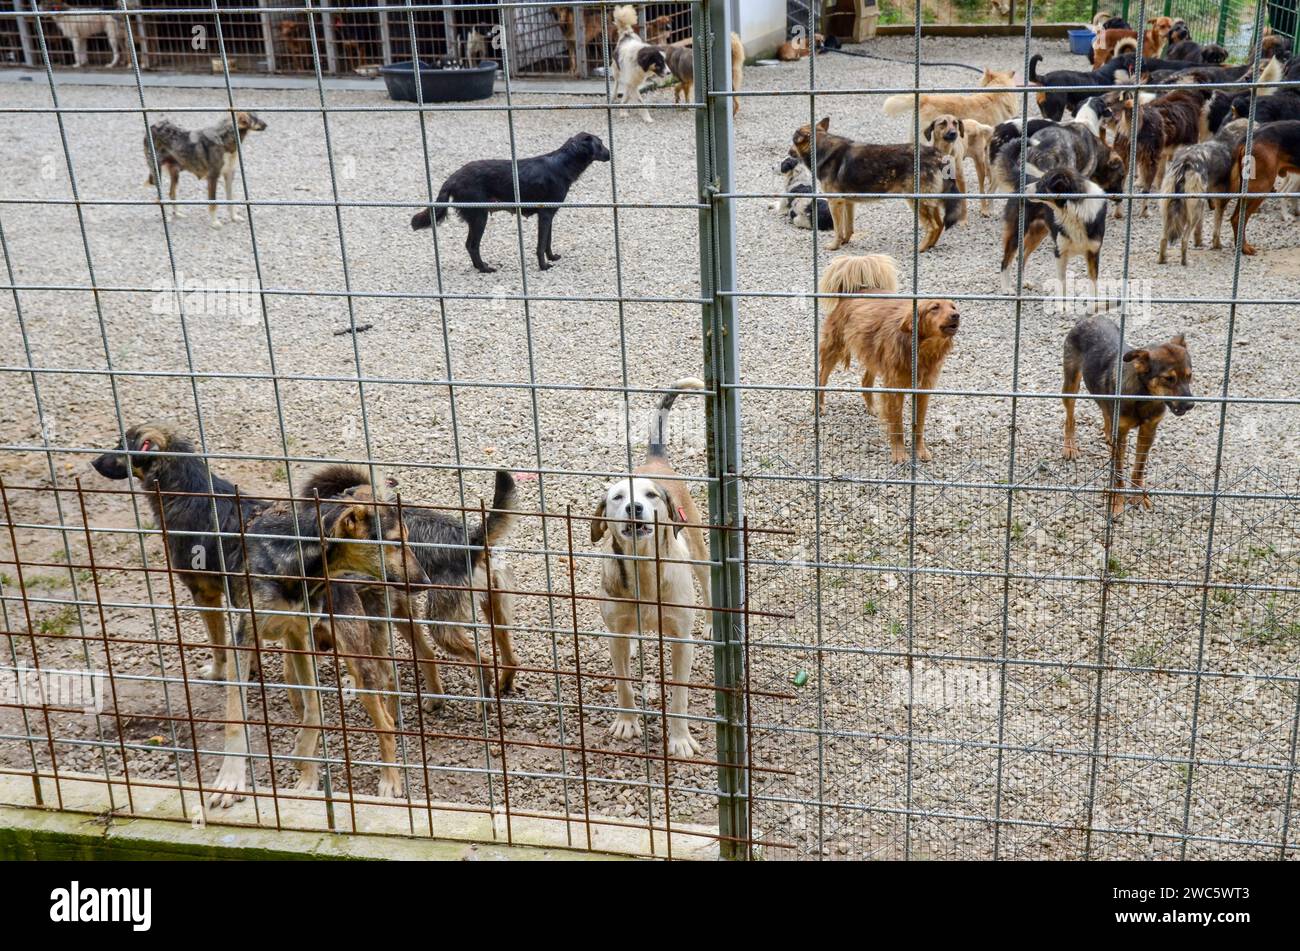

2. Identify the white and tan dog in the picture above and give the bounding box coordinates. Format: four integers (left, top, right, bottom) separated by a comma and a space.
45, 2, 149, 69
591, 377, 710, 758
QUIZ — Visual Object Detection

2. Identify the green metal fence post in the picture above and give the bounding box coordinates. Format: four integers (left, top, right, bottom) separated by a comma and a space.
1217, 0, 1231, 44
1121, 0, 1131, 23
694, 0, 749, 861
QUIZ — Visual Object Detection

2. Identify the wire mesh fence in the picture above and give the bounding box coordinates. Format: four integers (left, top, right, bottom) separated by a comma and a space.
1, 0, 1299, 860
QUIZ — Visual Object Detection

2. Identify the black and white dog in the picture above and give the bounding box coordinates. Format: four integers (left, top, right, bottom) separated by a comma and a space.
411, 132, 611, 273
1010, 167, 1107, 308
610, 5, 668, 123
772, 152, 832, 230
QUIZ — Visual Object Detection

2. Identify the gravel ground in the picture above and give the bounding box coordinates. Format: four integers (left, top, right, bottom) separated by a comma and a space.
1, 36, 1298, 859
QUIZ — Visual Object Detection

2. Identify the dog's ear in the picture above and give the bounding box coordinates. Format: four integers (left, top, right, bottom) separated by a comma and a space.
816, 116, 830, 132
957, 118, 966, 138
589, 495, 608, 543
897, 310, 914, 336
654, 483, 684, 537
922, 118, 937, 143
325, 500, 376, 541
1123, 348, 1151, 372
1171, 333, 1187, 348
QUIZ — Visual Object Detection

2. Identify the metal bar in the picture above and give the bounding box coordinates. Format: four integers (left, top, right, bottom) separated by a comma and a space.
698, 0, 748, 862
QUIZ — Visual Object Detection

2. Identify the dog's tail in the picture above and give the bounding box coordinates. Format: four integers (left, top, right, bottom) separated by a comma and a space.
411, 183, 452, 230
817, 254, 901, 298
468, 470, 519, 552
301, 463, 373, 500
941, 178, 965, 229
1257, 53, 1283, 93
647, 377, 705, 461
1028, 53, 1044, 84
1229, 142, 1247, 194
1114, 36, 1139, 57
612, 3, 637, 35
882, 94, 915, 117
1161, 159, 1193, 245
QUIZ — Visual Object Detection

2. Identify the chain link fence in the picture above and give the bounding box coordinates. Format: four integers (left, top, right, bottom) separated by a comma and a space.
1, 0, 1298, 859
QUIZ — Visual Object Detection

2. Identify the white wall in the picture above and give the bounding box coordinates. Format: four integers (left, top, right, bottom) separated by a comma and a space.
731, 0, 787, 60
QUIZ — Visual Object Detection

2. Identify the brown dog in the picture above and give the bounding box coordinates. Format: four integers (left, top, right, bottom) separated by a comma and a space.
1229, 119, 1300, 255
816, 255, 960, 462
1062, 316, 1194, 516
792, 117, 957, 252
882, 68, 1018, 130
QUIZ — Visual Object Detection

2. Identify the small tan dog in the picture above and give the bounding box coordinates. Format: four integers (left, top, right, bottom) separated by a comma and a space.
882, 68, 1018, 131
591, 377, 710, 758
816, 255, 960, 463
921, 114, 995, 217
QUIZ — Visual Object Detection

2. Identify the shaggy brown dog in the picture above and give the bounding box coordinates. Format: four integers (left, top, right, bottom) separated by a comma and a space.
1115, 88, 1205, 216
815, 255, 960, 462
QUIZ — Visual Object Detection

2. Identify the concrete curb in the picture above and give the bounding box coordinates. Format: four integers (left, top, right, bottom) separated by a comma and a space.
0, 773, 718, 860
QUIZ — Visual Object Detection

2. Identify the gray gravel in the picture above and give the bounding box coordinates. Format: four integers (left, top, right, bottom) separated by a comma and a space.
1, 36, 1298, 859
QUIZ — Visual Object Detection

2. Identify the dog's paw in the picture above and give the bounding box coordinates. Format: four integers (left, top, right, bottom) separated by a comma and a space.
609, 713, 642, 742
546, 251, 561, 262
208, 761, 248, 809
294, 766, 321, 794
667, 730, 703, 760
1128, 491, 1153, 511
1239, 243, 1256, 256
890, 448, 909, 464
228, 213, 244, 224
209, 218, 224, 230
421, 695, 445, 715
197, 659, 225, 682
1062, 440, 1080, 461
376, 770, 405, 800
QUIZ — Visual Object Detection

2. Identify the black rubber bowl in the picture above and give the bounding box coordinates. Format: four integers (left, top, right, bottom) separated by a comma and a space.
380, 60, 497, 103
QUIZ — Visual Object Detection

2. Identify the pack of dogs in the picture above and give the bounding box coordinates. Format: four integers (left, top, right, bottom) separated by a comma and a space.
81, 7, 1300, 803
91, 374, 709, 803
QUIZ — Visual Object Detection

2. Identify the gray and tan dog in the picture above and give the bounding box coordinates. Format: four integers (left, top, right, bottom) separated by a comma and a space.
591, 377, 711, 758
143, 111, 267, 228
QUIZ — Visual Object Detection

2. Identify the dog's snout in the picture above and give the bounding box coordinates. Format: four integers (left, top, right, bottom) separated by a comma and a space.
943, 130, 958, 141
628, 502, 645, 518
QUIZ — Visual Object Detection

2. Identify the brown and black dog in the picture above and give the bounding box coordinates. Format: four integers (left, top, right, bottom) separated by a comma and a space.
92, 424, 265, 682
1229, 119, 1300, 255
1062, 316, 1194, 516
792, 117, 960, 252
207, 465, 430, 807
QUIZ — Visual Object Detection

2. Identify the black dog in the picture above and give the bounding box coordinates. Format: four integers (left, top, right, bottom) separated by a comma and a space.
1028, 55, 1115, 121
1163, 40, 1229, 64
1231, 90, 1300, 123
92, 423, 265, 681
411, 132, 611, 273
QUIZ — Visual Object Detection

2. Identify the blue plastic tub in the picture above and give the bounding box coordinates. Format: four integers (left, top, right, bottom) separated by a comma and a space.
1068, 29, 1096, 57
